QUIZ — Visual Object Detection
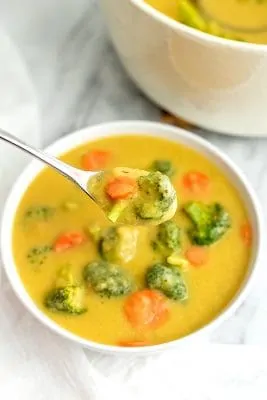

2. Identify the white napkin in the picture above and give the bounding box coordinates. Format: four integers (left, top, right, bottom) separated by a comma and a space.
1, 283, 267, 400
1, 27, 267, 400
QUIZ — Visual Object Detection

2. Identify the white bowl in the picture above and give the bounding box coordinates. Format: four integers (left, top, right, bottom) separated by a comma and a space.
1, 121, 264, 354
100, 0, 267, 137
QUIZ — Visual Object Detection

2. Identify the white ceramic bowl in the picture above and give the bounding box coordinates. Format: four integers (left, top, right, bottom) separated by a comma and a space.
1, 121, 264, 354
100, 0, 267, 137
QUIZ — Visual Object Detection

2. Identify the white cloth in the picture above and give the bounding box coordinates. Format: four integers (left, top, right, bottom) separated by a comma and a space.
1, 27, 267, 400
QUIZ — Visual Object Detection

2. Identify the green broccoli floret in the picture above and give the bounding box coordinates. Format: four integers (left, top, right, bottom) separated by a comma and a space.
150, 160, 175, 178
146, 263, 188, 301
99, 226, 138, 263
83, 260, 132, 298
135, 172, 177, 222
44, 285, 87, 315
184, 201, 231, 246
24, 205, 55, 221
152, 220, 181, 257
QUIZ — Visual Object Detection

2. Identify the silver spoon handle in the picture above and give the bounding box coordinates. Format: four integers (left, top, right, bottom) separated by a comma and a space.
0, 128, 81, 183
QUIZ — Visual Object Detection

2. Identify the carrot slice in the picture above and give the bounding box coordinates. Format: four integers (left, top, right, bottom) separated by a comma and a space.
53, 231, 86, 252
240, 222, 252, 246
81, 150, 110, 171
124, 289, 169, 330
106, 176, 137, 200
118, 340, 149, 347
186, 246, 209, 267
182, 171, 209, 194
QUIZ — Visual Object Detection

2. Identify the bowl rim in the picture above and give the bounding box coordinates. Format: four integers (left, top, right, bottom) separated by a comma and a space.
131, 0, 267, 53
1, 120, 264, 354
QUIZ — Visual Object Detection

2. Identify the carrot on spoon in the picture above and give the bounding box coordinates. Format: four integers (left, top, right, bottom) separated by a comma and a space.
106, 176, 137, 200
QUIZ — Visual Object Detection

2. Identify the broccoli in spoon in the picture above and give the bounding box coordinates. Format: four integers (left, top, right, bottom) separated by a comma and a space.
88, 167, 177, 226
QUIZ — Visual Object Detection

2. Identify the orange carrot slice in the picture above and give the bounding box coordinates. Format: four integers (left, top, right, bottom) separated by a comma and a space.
53, 231, 86, 252
182, 171, 209, 194
240, 222, 252, 246
186, 246, 209, 267
81, 150, 110, 171
106, 176, 137, 200
124, 289, 169, 330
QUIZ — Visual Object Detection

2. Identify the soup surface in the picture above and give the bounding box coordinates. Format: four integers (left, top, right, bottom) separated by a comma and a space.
145, 0, 267, 44
13, 135, 251, 346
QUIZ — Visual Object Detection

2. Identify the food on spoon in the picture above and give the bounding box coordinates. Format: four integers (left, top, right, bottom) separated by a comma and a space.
89, 168, 177, 226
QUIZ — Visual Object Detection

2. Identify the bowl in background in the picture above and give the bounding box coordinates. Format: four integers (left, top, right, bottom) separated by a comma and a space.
100, 0, 267, 137
1, 121, 264, 354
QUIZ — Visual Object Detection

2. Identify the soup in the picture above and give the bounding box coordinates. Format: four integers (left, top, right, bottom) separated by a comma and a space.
13, 135, 251, 346
145, 0, 267, 44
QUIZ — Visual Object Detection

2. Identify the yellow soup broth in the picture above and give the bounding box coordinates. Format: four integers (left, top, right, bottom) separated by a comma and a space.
145, 0, 267, 44
13, 135, 251, 346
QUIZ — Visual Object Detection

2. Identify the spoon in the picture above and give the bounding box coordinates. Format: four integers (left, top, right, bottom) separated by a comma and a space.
0, 128, 99, 202
194, 0, 267, 33
0, 129, 178, 225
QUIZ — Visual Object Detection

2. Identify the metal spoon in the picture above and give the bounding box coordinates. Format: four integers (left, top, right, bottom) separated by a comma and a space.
0, 128, 98, 201
194, 0, 267, 33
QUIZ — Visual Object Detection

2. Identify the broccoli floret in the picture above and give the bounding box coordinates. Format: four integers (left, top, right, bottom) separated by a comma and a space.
150, 160, 175, 178
24, 205, 55, 221
152, 220, 181, 257
135, 172, 177, 223
184, 201, 231, 246
146, 263, 188, 301
44, 285, 87, 315
83, 260, 132, 298
99, 226, 138, 263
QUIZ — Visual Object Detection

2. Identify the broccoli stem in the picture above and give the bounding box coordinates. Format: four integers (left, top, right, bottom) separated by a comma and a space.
107, 200, 127, 223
